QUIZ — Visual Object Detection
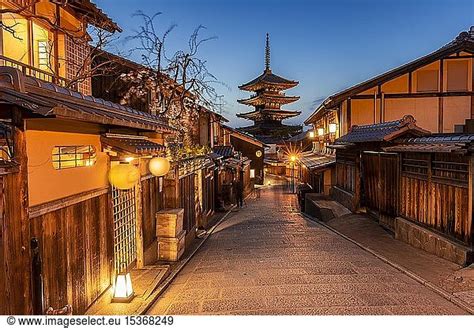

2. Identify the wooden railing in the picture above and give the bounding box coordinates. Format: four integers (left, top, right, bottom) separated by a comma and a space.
0, 54, 75, 89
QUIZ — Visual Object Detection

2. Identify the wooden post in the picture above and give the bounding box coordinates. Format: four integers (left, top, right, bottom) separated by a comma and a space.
438, 59, 444, 133
468, 155, 474, 247
135, 173, 144, 269
31, 238, 44, 315
1, 110, 33, 314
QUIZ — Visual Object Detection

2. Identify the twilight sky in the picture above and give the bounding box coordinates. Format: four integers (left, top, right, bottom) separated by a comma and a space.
95, 0, 473, 129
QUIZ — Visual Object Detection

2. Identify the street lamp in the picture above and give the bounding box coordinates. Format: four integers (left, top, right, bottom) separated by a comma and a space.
308, 130, 315, 138
329, 123, 338, 134
317, 128, 324, 137
289, 154, 298, 194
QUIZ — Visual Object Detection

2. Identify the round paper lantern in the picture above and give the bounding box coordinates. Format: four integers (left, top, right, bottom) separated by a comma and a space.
149, 157, 170, 177
108, 163, 140, 190
255, 150, 262, 158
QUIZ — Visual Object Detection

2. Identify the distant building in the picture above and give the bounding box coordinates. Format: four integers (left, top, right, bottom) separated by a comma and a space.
237, 34, 302, 145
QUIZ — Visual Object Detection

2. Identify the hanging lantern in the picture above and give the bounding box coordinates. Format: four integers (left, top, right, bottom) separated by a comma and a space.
317, 128, 324, 136
329, 123, 338, 134
148, 157, 171, 177
112, 263, 134, 303
308, 130, 315, 138
255, 150, 262, 158
108, 163, 140, 190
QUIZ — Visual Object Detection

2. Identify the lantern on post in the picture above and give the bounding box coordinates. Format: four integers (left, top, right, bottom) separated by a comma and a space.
308, 130, 315, 138
108, 163, 140, 190
112, 263, 134, 303
317, 128, 324, 137
148, 157, 171, 177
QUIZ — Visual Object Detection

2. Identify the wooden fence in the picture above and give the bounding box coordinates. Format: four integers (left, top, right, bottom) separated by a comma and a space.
400, 152, 471, 245
29, 191, 113, 314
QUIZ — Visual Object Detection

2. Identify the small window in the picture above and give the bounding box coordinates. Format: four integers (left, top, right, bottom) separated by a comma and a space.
416, 70, 438, 92
37, 40, 49, 70
447, 60, 468, 91
52, 145, 96, 170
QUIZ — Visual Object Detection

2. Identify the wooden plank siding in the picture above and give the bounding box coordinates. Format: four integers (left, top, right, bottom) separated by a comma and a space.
29, 192, 113, 314
399, 152, 471, 245
141, 176, 164, 250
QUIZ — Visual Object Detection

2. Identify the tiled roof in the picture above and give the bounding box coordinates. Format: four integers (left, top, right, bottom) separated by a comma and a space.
0, 67, 174, 133
101, 134, 165, 155
300, 152, 335, 170
334, 115, 428, 144
212, 145, 234, 158
239, 69, 298, 91
383, 134, 474, 153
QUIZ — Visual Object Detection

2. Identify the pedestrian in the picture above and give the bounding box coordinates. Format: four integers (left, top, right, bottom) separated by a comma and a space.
232, 175, 244, 208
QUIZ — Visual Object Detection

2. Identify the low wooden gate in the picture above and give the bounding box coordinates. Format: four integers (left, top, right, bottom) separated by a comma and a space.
361, 151, 399, 227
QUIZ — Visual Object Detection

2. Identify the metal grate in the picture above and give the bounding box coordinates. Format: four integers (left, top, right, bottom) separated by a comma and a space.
112, 186, 137, 273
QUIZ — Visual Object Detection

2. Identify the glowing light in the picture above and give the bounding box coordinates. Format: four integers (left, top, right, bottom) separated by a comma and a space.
329, 123, 338, 134
112, 272, 134, 303
108, 163, 140, 190
255, 150, 263, 158
290, 155, 297, 162
124, 157, 135, 163
309, 131, 315, 138
317, 128, 324, 136
149, 157, 171, 177
250, 169, 255, 178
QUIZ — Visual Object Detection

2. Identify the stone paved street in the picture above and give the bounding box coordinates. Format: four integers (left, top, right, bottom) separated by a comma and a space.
147, 188, 468, 315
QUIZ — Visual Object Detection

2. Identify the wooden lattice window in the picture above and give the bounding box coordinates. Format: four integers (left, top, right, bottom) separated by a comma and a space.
432, 153, 468, 187
52, 145, 96, 169
112, 186, 137, 273
401, 153, 429, 178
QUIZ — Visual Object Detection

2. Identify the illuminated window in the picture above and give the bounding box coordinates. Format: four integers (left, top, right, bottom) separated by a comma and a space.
33, 22, 53, 73
1, 14, 29, 64
52, 145, 96, 169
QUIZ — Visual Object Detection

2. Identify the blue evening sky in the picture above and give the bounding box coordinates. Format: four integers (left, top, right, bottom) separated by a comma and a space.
95, 0, 473, 128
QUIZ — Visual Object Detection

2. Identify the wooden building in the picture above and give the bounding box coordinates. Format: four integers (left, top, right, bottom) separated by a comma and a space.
305, 27, 474, 139
0, 0, 181, 315
330, 116, 473, 265
223, 125, 266, 185
0, 66, 174, 314
237, 34, 302, 144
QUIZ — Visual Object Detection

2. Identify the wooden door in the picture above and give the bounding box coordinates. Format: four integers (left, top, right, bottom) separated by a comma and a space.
362, 152, 399, 218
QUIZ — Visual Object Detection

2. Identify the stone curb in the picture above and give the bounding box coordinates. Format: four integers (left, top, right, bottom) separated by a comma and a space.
301, 212, 474, 315
136, 193, 258, 315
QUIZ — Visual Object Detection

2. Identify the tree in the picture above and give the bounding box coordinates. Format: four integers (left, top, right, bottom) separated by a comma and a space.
120, 11, 224, 149
0, 0, 121, 90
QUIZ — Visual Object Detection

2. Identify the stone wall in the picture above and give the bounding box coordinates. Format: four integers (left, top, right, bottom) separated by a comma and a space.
395, 217, 473, 266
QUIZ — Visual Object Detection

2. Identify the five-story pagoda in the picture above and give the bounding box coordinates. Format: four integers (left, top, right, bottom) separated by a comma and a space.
237, 34, 302, 143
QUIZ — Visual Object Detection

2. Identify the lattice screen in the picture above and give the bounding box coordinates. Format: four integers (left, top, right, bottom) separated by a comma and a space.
65, 35, 91, 95
112, 186, 137, 273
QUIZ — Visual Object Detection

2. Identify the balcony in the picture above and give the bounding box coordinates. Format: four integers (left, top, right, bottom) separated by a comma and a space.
0, 54, 75, 90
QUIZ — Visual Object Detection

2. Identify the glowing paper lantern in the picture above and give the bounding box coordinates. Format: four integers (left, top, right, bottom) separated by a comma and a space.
317, 128, 324, 136
108, 163, 140, 190
329, 123, 338, 134
309, 130, 315, 138
148, 157, 171, 177
255, 150, 262, 158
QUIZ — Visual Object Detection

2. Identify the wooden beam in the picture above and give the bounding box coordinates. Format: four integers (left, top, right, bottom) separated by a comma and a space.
408, 71, 412, 93
347, 98, 351, 129
135, 175, 144, 269
439, 59, 444, 133
471, 59, 474, 118
351, 91, 474, 100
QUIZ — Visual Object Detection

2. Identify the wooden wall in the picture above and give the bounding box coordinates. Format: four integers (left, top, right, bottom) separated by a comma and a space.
141, 176, 164, 249
29, 191, 114, 314
399, 152, 471, 245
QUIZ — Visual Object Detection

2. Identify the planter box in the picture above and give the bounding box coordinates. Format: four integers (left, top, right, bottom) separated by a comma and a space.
157, 230, 186, 262
156, 208, 184, 238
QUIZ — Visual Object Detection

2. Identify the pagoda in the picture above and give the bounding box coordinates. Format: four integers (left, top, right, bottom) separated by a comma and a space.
237, 33, 302, 144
